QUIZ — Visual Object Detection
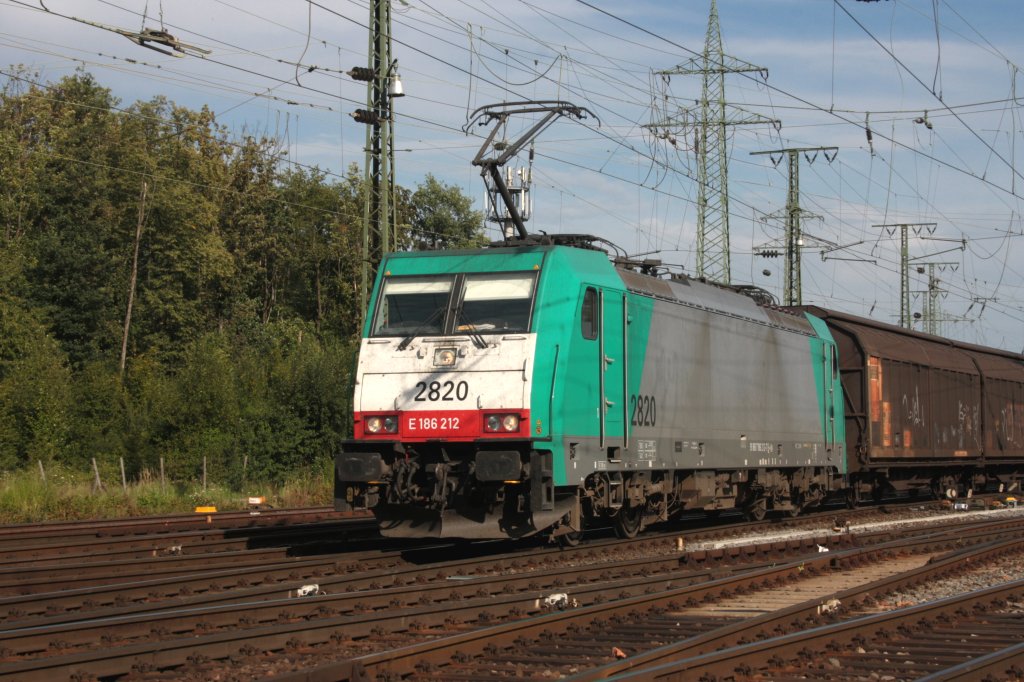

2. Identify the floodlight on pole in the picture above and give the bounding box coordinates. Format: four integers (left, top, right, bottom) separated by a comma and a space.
387, 60, 404, 98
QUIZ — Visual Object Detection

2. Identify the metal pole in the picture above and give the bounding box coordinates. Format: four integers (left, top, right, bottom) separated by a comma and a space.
751, 146, 836, 306
359, 0, 395, 324
785, 150, 801, 306
900, 224, 909, 327
873, 223, 937, 329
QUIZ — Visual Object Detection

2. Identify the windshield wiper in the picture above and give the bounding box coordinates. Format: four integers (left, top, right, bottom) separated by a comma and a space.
397, 307, 446, 350
455, 308, 488, 349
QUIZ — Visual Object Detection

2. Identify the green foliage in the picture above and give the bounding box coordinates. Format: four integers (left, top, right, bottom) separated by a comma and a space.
407, 173, 486, 250
0, 241, 72, 469
0, 69, 482, 497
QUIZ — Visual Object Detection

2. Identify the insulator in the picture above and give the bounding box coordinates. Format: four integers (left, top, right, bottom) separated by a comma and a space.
347, 66, 374, 82
351, 109, 381, 125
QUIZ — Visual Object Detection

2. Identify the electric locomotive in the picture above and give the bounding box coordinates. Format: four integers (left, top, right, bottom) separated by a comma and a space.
335, 239, 847, 540
334, 100, 1024, 540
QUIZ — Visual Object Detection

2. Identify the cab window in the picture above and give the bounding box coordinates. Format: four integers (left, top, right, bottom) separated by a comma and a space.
581, 287, 597, 340
371, 276, 454, 336
457, 272, 536, 333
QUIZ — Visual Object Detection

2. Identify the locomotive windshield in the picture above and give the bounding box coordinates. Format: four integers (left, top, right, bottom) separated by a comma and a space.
371, 276, 454, 336
370, 271, 537, 337
458, 273, 535, 332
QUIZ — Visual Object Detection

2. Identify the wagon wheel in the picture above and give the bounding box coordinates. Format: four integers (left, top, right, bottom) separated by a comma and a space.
743, 497, 767, 522
613, 504, 643, 539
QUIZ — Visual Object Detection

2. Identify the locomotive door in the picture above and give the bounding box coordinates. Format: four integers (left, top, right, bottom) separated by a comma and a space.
824, 341, 838, 452
600, 289, 627, 453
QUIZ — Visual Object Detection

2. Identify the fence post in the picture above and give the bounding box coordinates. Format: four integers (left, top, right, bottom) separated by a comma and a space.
120, 457, 127, 492
160, 456, 165, 490
37, 460, 46, 484
92, 458, 105, 493
203, 456, 207, 491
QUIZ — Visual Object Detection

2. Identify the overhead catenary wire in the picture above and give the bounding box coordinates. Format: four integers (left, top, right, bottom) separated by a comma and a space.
0, 0, 1021, 341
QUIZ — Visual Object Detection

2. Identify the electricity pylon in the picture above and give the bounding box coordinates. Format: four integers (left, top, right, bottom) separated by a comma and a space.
751, 146, 838, 306
874, 223, 965, 329
647, 0, 777, 284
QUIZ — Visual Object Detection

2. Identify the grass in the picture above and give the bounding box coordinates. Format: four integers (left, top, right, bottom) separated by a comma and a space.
0, 461, 334, 524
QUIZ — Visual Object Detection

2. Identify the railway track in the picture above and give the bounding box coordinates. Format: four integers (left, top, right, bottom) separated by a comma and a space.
0, 511, 376, 567
589, 551, 1024, 681
313, 522, 1024, 681
0, 501, 948, 619
0, 506, 349, 543
0, 502, 1021, 680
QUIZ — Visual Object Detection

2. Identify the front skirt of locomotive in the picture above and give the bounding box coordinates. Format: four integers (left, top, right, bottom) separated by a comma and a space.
335, 441, 573, 540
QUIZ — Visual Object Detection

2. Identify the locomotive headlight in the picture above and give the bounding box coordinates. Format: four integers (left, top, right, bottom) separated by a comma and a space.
484, 413, 521, 433
433, 347, 457, 367
365, 415, 399, 435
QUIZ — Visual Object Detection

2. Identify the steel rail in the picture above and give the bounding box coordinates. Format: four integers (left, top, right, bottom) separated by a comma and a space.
265, 520, 1024, 681
600, 569, 1024, 680
0, 512, 974, 680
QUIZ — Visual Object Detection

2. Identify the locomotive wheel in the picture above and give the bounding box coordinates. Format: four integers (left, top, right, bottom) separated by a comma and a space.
558, 530, 583, 547
743, 497, 767, 522
845, 489, 859, 509
613, 505, 643, 539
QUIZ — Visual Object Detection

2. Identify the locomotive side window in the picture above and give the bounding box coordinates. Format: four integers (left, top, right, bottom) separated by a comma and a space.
457, 272, 536, 333
581, 287, 597, 340
371, 276, 454, 336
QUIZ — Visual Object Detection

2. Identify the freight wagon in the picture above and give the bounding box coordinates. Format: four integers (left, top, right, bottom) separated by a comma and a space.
800, 306, 1024, 503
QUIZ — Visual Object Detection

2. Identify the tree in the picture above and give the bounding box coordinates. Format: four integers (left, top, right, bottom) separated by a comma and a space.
0, 69, 505, 484
0, 242, 71, 469
407, 174, 485, 250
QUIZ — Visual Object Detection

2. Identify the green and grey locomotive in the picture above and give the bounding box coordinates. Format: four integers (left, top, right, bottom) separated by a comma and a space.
336, 97, 1024, 540
335, 240, 852, 540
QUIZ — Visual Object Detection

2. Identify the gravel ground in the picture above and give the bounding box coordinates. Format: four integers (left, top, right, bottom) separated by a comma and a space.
873, 550, 1024, 611
685, 502, 1024, 552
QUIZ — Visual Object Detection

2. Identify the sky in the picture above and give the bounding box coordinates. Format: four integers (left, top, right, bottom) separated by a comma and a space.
2, 0, 1023, 351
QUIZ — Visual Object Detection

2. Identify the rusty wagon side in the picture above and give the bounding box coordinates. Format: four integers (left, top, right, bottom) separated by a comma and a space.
798, 306, 1024, 500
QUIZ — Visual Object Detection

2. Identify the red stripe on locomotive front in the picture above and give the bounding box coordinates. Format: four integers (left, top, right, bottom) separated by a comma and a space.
354, 410, 530, 441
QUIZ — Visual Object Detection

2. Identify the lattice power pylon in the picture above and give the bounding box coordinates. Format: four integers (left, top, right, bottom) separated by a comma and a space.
648, 0, 777, 284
